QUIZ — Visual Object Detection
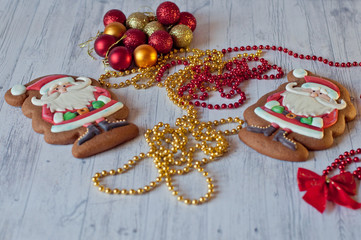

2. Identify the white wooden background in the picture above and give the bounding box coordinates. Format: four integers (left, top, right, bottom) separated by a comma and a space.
1, 0, 361, 239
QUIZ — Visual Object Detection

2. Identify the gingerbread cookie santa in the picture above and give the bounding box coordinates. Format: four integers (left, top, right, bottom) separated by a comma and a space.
5, 75, 139, 158
238, 69, 356, 161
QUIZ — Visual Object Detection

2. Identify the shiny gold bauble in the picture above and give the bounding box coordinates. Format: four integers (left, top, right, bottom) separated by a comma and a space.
126, 12, 149, 30
133, 44, 158, 68
169, 24, 193, 48
104, 22, 126, 38
143, 21, 165, 37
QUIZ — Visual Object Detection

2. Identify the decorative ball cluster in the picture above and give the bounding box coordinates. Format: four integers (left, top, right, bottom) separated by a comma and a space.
93, 1, 196, 71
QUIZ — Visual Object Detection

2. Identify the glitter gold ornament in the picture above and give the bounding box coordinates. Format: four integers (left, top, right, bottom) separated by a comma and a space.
126, 12, 149, 30
133, 44, 158, 68
169, 24, 193, 48
143, 21, 165, 37
104, 22, 126, 38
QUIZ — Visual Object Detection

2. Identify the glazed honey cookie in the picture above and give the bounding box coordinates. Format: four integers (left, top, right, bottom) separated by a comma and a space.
238, 69, 356, 162
5, 75, 139, 158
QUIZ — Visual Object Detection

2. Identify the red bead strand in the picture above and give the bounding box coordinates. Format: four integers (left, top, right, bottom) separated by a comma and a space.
246, 45, 361, 68
163, 44, 361, 110
322, 148, 361, 179
177, 47, 284, 110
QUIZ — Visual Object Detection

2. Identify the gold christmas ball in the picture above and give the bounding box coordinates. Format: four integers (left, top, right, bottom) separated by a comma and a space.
169, 24, 193, 48
126, 12, 149, 30
134, 44, 158, 68
104, 22, 126, 38
143, 21, 165, 37
148, 15, 157, 22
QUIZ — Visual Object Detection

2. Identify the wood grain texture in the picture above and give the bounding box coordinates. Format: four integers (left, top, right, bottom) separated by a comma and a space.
1, 0, 361, 239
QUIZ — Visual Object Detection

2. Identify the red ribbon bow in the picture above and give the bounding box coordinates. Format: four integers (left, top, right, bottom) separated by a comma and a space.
297, 168, 361, 213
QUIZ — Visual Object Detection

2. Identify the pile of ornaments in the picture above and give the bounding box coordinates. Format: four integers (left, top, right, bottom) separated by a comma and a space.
93, 1, 197, 71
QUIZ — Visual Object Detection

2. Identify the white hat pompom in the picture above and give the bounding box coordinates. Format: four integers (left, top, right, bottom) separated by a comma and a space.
10, 84, 27, 96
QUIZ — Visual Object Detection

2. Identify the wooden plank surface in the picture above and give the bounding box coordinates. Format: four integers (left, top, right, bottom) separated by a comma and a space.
1, 0, 361, 239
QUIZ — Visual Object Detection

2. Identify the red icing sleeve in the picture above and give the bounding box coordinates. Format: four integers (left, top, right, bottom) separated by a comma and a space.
93, 87, 111, 99
266, 91, 285, 102
321, 109, 338, 129
42, 105, 55, 124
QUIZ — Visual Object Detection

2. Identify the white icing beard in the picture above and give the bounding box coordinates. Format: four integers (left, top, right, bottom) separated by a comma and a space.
40, 85, 96, 112
281, 91, 335, 117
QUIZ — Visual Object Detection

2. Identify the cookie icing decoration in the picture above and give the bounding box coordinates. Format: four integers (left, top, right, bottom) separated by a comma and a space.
4, 75, 139, 158
10, 84, 27, 96
238, 69, 356, 162
292, 68, 308, 78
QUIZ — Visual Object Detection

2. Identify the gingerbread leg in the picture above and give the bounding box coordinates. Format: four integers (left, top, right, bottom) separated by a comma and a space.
78, 124, 101, 145
247, 124, 279, 136
273, 129, 296, 150
97, 119, 129, 131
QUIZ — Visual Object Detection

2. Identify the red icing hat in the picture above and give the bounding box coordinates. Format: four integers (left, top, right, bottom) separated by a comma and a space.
26, 75, 73, 95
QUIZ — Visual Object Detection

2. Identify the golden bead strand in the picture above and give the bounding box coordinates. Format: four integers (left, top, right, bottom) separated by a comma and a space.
92, 47, 262, 205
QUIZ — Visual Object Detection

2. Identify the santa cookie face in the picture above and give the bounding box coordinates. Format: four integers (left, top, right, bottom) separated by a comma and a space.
32, 77, 98, 114
238, 69, 356, 162
5, 75, 139, 158
282, 80, 346, 117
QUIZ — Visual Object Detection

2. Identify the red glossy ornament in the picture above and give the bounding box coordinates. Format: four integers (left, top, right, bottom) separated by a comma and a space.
108, 46, 132, 71
148, 30, 173, 54
178, 12, 197, 32
156, 1, 180, 25
122, 29, 147, 52
94, 34, 117, 57
103, 9, 126, 26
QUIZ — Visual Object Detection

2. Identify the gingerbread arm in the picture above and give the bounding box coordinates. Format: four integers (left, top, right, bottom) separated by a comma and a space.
4, 88, 28, 107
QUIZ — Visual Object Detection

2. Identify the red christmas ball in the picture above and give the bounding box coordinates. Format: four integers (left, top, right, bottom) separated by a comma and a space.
178, 12, 197, 32
148, 30, 173, 54
122, 29, 147, 52
108, 46, 132, 71
156, 1, 180, 25
94, 34, 117, 57
103, 9, 126, 26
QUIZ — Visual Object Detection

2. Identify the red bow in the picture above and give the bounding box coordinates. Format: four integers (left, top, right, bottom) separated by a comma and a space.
297, 168, 361, 213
